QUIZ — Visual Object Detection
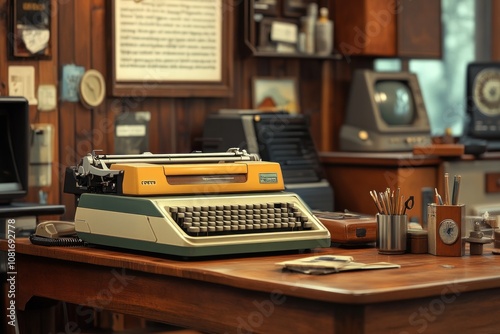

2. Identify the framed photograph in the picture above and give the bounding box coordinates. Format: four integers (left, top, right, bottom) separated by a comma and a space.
254, 0, 280, 16
114, 111, 151, 155
252, 77, 300, 114
282, 0, 317, 18
9, 0, 52, 59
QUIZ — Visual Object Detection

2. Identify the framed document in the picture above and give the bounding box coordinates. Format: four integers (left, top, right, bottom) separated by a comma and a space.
110, 0, 233, 97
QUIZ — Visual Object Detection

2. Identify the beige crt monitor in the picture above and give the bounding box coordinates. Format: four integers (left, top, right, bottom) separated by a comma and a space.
340, 70, 432, 152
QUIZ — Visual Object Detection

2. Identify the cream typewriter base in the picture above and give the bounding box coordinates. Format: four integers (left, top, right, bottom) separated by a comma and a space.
75, 193, 331, 257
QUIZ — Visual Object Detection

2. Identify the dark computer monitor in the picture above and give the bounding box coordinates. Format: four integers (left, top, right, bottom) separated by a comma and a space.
0, 97, 29, 204
465, 62, 500, 139
461, 62, 500, 152
340, 69, 432, 152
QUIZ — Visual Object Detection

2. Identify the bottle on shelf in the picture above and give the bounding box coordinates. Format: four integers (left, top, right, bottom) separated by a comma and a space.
300, 3, 318, 54
315, 7, 333, 56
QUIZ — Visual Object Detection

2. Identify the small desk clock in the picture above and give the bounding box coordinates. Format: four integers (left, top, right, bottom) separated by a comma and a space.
428, 204, 465, 257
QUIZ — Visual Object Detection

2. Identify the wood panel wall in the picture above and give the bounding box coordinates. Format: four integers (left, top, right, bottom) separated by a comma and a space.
53, 0, 337, 219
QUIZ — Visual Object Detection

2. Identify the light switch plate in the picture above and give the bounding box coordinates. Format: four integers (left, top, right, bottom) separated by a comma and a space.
37, 84, 57, 111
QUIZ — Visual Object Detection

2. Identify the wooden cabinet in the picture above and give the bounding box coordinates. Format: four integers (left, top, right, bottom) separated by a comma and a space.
333, 0, 442, 58
320, 152, 441, 224
440, 153, 500, 217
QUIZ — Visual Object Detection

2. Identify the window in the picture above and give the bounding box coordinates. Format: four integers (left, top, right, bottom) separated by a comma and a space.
375, 0, 488, 136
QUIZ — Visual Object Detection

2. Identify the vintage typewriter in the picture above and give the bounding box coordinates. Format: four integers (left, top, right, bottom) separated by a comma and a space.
64, 148, 331, 257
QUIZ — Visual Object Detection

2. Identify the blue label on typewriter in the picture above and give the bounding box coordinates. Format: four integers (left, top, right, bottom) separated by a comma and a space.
259, 173, 278, 184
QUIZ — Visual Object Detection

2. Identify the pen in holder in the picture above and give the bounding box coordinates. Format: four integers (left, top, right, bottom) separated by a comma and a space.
370, 188, 413, 255
376, 214, 407, 255
427, 203, 465, 257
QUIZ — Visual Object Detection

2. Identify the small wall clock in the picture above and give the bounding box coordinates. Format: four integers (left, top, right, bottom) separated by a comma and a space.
79, 69, 106, 109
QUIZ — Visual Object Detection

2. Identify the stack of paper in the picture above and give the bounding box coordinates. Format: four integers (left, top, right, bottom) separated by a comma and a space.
276, 255, 400, 275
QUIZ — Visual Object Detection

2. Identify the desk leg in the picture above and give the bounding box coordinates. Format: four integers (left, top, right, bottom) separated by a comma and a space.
3, 278, 56, 334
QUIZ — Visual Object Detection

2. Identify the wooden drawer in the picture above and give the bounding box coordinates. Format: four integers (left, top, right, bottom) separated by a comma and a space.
486, 172, 500, 193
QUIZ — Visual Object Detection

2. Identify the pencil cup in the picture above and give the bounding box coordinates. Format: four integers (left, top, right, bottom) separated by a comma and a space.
427, 204, 465, 256
376, 214, 407, 255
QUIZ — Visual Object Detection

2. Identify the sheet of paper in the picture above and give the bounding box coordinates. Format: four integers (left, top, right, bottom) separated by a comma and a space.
8, 66, 37, 105
276, 255, 401, 275
114, 0, 222, 82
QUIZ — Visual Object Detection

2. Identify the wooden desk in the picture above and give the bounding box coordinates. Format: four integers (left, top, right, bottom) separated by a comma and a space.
3, 239, 500, 333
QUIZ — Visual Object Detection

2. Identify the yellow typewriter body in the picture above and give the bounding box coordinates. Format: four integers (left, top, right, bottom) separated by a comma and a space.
111, 161, 284, 196
64, 149, 331, 257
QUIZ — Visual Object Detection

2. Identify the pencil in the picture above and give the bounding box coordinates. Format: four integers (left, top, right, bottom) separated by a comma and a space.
451, 175, 461, 205
444, 173, 450, 205
370, 190, 384, 214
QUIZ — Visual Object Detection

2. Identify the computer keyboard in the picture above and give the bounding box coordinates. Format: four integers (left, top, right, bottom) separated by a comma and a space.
74, 192, 331, 257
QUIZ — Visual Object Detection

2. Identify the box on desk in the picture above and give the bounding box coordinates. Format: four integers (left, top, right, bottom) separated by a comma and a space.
313, 211, 376, 245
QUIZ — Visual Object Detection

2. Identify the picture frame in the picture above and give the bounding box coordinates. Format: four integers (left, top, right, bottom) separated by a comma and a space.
9, 0, 52, 59
282, 0, 317, 18
109, 0, 233, 98
258, 18, 298, 53
258, 18, 276, 52
252, 77, 300, 114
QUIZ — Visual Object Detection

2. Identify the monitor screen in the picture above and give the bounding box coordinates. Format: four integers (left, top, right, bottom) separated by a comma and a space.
0, 115, 21, 187
0, 97, 29, 204
375, 81, 415, 126
340, 70, 431, 152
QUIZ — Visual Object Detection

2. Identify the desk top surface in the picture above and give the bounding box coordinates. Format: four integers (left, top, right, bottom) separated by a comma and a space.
4, 238, 500, 305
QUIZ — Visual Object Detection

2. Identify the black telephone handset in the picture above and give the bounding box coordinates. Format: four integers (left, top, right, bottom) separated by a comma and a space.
30, 221, 85, 247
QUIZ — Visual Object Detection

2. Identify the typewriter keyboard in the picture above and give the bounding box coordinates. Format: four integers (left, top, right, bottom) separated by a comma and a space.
167, 202, 312, 236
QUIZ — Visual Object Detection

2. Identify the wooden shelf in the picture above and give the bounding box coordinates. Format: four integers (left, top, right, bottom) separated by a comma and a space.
244, 0, 339, 60
244, 46, 343, 60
